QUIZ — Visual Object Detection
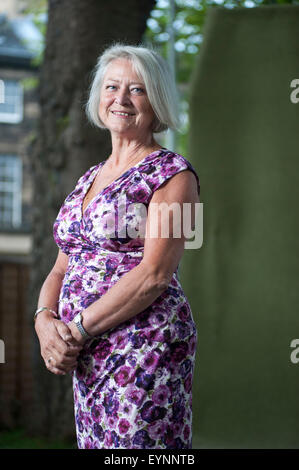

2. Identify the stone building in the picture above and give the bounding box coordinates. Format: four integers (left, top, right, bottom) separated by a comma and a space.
0, 11, 41, 428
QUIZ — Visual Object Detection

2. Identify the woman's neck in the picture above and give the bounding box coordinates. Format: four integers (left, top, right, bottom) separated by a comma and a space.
107, 137, 163, 169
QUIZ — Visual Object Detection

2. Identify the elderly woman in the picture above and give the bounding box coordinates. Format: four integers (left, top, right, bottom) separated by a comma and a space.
34, 43, 200, 449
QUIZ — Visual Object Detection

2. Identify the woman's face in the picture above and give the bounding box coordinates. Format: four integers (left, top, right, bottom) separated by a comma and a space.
98, 58, 156, 138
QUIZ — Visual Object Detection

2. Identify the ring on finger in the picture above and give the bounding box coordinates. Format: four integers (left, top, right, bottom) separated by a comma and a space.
47, 356, 54, 365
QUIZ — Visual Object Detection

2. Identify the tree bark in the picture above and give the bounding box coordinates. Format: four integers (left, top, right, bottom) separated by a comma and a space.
28, 0, 156, 440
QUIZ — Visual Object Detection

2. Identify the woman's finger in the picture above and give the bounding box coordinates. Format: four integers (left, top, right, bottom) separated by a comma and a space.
45, 348, 79, 370
54, 321, 83, 358
55, 320, 82, 348
45, 355, 76, 375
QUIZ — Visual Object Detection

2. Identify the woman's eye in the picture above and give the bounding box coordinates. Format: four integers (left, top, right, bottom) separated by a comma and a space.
132, 87, 144, 93
106, 85, 116, 90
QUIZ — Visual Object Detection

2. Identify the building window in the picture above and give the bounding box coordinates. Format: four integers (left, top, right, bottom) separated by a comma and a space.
0, 79, 23, 124
0, 155, 22, 228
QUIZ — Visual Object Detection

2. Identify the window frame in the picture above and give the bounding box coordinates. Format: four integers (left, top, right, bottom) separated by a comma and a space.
0, 79, 24, 124
0, 155, 23, 228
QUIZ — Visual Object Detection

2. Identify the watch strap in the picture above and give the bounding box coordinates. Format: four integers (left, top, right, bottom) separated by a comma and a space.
74, 313, 92, 340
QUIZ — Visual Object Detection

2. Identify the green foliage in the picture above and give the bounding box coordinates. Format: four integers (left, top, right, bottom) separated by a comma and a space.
22, 0, 48, 70
56, 115, 70, 136
144, 0, 299, 155
20, 76, 39, 91
0, 428, 76, 449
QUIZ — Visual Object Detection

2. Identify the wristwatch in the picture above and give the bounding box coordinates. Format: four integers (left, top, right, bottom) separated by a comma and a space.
73, 312, 92, 340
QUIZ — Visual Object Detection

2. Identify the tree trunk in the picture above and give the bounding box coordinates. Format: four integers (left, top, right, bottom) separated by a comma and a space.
28, 0, 156, 441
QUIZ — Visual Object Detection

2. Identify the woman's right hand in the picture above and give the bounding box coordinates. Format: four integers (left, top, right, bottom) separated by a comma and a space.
34, 311, 83, 376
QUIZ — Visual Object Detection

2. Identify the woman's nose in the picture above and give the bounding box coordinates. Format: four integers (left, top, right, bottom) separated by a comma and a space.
114, 88, 130, 105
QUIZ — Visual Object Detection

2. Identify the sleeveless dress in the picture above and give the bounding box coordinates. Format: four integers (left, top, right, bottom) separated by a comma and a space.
53, 148, 200, 449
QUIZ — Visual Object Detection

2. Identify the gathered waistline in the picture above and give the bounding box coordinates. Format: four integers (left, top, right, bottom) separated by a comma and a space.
68, 247, 144, 258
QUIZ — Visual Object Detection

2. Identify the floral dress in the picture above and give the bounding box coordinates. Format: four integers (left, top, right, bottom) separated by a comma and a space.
53, 148, 200, 449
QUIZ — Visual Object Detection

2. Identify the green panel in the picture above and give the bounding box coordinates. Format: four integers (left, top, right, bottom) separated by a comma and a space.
182, 5, 299, 448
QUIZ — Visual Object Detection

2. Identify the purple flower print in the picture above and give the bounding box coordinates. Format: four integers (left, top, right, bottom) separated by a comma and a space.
104, 430, 114, 448
120, 435, 132, 448
151, 311, 167, 327
93, 423, 104, 441
103, 392, 119, 416
105, 353, 126, 373
109, 329, 129, 350
84, 436, 94, 449
127, 353, 137, 367
125, 385, 146, 407
69, 276, 82, 293
174, 320, 191, 340
111, 430, 120, 448
61, 284, 71, 301
68, 221, 81, 235
145, 328, 165, 343
76, 412, 84, 433
65, 187, 82, 202
188, 335, 197, 355
91, 404, 104, 422
147, 420, 167, 439
140, 400, 167, 424
92, 338, 112, 361
178, 304, 190, 322
170, 341, 189, 364
164, 328, 175, 343
81, 293, 101, 309
89, 264, 100, 272
134, 310, 151, 329
126, 182, 148, 202
179, 358, 192, 378
165, 286, 180, 298
162, 425, 177, 448
84, 218, 93, 232
140, 350, 161, 375
85, 369, 99, 388
173, 422, 182, 436
114, 365, 135, 387
103, 258, 118, 282
78, 380, 88, 397
135, 367, 155, 391
118, 418, 130, 435
86, 397, 93, 408
173, 437, 184, 449
183, 424, 191, 441
119, 400, 133, 416
130, 331, 147, 349
168, 378, 181, 398
151, 384, 169, 406
60, 303, 73, 322
108, 415, 118, 429
184, 373, 192, 393
132, 429, 155, 448
172, 396, 185, 422
158, 349, 172, 369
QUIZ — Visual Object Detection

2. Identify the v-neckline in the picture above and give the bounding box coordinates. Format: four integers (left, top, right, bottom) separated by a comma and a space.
81, 147, 167, 219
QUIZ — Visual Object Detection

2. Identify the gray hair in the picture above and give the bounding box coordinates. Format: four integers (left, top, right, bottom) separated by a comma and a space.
84, 42, 182, 134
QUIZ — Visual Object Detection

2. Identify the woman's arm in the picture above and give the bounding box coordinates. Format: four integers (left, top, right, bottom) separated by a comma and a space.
68, 170, 199, 343
35, 249, 82, 375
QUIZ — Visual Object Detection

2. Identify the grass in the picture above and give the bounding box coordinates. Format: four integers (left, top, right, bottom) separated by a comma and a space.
0, 428, 76, 449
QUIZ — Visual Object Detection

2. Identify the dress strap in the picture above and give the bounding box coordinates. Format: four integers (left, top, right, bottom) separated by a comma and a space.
140, 151, 200, 198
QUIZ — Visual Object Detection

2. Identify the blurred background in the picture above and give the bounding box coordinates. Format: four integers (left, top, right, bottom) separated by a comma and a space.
0, 0, 298, 449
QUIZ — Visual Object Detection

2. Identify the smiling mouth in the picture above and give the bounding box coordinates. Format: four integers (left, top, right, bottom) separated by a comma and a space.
111, 111, 135, 116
